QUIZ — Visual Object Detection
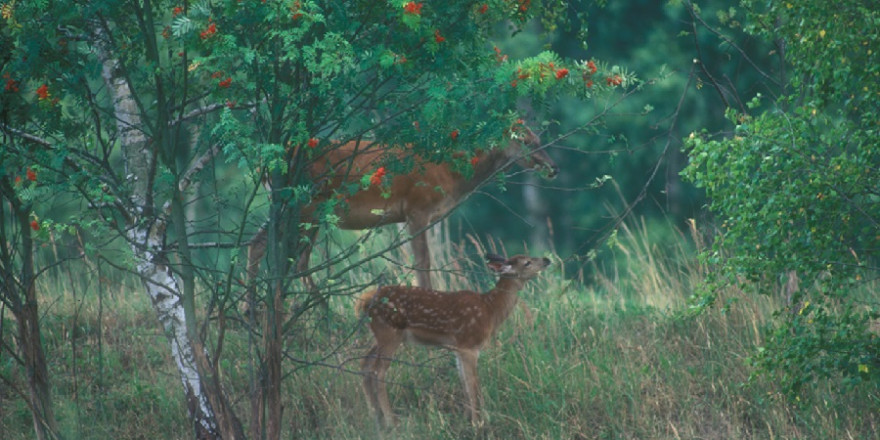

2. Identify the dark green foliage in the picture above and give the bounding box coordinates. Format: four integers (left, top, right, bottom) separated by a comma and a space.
683, 0, 880, 397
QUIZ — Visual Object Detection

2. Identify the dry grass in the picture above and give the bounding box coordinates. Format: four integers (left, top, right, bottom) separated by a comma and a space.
2, 219, 878, 439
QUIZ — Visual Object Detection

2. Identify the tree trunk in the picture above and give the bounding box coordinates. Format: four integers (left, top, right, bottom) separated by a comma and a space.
16, 211, 62, 440
265, 283, 284, 440
523, 173, 550, 252
19, 257, 60, 440
0, 179, 63, 440
259, 206, 291, 440
100, 45, 236, 440
130, 238, 221, 438
245, 237, 285, 440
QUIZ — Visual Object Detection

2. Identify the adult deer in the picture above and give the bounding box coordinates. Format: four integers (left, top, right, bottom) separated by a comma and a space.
356, 254, 551, 427
246, 126, 557, 290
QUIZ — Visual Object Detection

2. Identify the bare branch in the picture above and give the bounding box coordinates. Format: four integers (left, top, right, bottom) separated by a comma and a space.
0, 124, 52, 147
180, 144, 221, 193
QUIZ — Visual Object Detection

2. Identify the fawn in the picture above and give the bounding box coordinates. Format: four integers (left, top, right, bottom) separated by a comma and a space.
356, 254, 551, 427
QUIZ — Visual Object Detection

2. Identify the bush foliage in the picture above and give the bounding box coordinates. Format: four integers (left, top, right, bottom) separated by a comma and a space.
683, 0, 879, 394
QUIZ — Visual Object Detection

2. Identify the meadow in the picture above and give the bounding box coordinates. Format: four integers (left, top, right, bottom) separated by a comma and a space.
2, 220, 878, 439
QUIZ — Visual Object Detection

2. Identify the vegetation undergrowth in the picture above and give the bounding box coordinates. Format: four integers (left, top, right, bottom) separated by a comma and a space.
1, 220, 877, 439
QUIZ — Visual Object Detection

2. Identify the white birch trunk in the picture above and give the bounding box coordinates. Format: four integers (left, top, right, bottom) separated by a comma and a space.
126, 226, 219, 437
101, 50, 221, 438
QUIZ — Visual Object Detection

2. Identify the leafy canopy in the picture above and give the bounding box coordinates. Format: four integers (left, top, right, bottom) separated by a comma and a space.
0, 0, 624, 242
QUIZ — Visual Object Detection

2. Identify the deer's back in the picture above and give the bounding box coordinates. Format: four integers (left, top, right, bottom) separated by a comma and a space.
364, 286, 493, 348
307, 141, 464, 229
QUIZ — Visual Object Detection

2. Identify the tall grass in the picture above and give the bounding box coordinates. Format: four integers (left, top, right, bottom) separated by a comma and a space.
2, 219, 878, 439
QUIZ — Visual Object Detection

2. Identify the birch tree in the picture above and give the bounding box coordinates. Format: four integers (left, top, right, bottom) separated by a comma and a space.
3, 1, 246, 436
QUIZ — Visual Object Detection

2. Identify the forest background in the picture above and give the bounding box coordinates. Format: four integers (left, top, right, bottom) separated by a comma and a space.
1, 0, 877, 439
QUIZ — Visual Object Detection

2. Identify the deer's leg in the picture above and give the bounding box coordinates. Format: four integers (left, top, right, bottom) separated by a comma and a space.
294, 227, 318, 292
243, 226, 269, 315
454, 349, 483, 425
246, 226, 268, 289
374, 342, 402, 428
364, 325, 403, 428
361, 344, 383, 426
407, 221, 433, 290
246, 226, 268, 284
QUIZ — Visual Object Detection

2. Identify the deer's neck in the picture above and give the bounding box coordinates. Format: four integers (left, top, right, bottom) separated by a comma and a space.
484, 277, 526, 333
452, 147, 516, 199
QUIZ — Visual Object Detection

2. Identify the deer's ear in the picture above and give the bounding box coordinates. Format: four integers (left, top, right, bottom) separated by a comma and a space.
485, 253, 506, 263
487, 261, 512, 274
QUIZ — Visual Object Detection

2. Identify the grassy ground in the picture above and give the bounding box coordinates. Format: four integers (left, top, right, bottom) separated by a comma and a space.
2, 221, 878, 439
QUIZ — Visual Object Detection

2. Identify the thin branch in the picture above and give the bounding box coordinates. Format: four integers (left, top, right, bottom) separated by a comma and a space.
568, 66, 696, 268
0, 125, 52, 146
685, 4, 732, 110
174, 102, 229, 125
180, 144, 220, 193
685, 0, 781, 89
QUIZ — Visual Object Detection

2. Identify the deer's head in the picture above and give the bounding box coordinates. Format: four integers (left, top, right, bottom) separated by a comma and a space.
510, 126, 559, 179
486, 254, 551, 280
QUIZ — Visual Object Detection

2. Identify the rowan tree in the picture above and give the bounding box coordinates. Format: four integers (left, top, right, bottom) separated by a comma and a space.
1, 0, 616, 437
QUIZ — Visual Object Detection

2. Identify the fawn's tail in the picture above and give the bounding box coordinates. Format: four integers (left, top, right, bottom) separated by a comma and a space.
354, 289, 379, 316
